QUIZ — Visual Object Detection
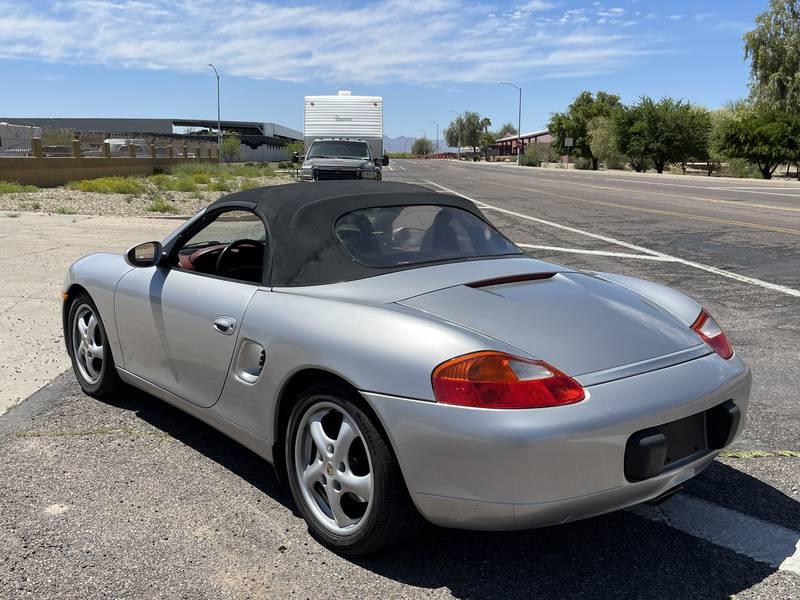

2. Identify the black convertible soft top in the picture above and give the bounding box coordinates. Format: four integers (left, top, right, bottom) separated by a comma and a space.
208, 181, 515, 287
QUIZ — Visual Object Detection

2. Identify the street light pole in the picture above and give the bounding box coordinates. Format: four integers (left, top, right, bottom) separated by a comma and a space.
499, 82, 522, 166
429, 121, 439, 156
208, 64, 222, 164
448, 110, 461, 160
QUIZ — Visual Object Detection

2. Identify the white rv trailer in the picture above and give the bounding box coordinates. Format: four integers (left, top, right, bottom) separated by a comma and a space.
303, 91, 384, 158
0, 122, 42, 157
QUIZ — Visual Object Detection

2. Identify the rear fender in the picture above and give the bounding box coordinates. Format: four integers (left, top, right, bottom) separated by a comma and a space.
592, 272, 702, 326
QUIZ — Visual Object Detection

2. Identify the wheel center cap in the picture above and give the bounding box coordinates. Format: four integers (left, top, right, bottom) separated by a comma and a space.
326, 462, 334, 476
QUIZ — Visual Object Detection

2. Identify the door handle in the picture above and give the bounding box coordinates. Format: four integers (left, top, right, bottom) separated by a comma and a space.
213, 316, 236, 335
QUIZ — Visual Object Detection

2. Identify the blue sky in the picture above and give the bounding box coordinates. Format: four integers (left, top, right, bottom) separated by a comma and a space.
0, 0, 764, 138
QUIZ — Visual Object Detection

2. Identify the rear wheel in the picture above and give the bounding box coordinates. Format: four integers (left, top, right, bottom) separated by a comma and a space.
67, 293, 123, 398
285, 385, 420, 555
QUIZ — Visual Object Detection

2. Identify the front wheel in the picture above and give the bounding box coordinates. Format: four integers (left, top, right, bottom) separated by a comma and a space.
66, 292, 123, 398
285, 385, 420, 555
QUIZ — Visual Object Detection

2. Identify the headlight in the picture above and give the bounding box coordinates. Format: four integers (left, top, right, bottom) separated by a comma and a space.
298, 168, 315, 181
360, 170, 378, 179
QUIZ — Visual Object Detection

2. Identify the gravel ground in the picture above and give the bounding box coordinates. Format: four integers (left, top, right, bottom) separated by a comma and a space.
1, 374, 798, 600
0, 175, 295, 217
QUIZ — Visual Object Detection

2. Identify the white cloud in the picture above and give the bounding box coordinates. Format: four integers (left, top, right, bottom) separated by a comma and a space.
597, 8, 626, 17
0, 0, 665, 84
518, 0, 557, 11
668, 14, 682, 21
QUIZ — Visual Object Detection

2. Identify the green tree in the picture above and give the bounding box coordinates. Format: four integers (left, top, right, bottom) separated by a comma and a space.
495, 122, 517, 138
412, 137, 433, 156
744, 0, 800, 113
461, 111, 484, 154
718, 108, 799, 179
444, 111, 489, 154
479, 131, 496, 159
548, 91, 622, 170
587, 116, 624, 170
613, 100, 651, 172
706, 109, 734, 176
444, 115, 463, 150
220, 132, 242, 163
674, 105, 713, 174
285, 141, 304, 159
613, 97, 709, 174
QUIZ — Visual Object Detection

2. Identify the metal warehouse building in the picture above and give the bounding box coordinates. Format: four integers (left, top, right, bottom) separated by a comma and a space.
0, 117, 303, 162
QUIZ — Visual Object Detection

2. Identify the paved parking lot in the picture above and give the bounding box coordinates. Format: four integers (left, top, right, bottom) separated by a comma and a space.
1, 164, 799, 598
0, 213, 177, 414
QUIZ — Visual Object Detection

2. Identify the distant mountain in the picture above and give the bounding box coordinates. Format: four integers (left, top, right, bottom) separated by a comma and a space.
383, 135, 453, 153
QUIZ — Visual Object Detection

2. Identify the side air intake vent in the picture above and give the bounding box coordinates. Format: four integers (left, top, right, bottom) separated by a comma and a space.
235, 341, 266, 385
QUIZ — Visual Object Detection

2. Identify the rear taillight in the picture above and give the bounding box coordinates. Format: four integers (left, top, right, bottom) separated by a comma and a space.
431, 351, 585, 409
691, 309, 733, 359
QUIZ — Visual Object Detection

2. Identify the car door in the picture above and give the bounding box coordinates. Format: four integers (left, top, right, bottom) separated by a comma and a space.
115, 208, 268, 408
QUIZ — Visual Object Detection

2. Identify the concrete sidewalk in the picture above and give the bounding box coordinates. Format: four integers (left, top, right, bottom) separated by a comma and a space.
0, 211, 177, 414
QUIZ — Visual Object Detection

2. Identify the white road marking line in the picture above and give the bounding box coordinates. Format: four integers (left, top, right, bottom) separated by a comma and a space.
631, 495, 800, 575
385, 165, 394, 171
424, 179, 800, 298
397, 164, 407, 171
601, 176, 800, 198
517, 244, 676, 261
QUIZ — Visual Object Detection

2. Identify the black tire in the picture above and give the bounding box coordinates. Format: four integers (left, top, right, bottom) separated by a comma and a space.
66, 292, 123, 399
285, 384, 421, 555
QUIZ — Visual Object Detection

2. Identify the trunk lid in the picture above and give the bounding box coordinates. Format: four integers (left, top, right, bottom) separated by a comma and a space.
399, 272, 707, 384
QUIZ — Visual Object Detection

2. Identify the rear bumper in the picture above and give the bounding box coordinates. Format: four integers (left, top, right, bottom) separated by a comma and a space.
363, 353, 751, 530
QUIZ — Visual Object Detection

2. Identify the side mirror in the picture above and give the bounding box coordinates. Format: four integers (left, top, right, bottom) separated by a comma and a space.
125, 241, 164, 267
382, 154, 389, 166
291, 152, 300, 164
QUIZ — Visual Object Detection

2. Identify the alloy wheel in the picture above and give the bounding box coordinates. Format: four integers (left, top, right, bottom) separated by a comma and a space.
71, 303, 104, 385
294, 401, 374, 535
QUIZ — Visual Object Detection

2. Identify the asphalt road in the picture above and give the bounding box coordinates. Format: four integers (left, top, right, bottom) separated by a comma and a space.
387, 160, 800, 452
2, 163, 799, 599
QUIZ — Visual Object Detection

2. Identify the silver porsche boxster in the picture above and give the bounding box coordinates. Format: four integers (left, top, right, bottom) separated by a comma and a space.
63, 181, 751, 555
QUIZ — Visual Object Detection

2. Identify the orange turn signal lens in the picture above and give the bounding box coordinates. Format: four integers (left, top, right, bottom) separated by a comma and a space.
432, 351, 585, 409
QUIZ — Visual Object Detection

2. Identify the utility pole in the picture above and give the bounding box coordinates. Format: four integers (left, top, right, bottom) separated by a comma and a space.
499, 82, 522, 166
208, 64, 222, 164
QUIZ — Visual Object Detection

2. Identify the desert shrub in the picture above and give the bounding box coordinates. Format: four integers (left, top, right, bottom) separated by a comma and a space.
146, 196, 180, 213
170, 162, 274, 178
238, 179, 261, 191
66, 177, 145, 194
0, 181, 37, 194
723, 159, 762, 179
209, 177, 234, 192
149, 174, 198, 192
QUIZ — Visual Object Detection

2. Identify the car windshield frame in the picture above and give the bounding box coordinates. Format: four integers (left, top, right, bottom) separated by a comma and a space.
333, 204, 523, 270
307, 141, 372, 160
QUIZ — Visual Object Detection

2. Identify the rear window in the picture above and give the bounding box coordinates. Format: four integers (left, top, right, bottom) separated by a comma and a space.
334, 205, 521, 268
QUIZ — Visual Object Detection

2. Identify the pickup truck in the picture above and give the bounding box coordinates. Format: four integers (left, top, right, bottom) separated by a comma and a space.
294, 139, 389, 181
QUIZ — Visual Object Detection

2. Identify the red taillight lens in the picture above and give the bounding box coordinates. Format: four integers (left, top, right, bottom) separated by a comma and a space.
691, 309, 733, 359
431, 351, 585, 409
